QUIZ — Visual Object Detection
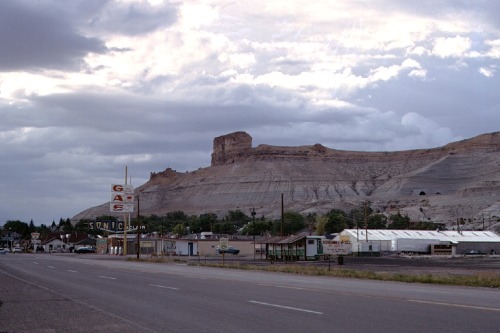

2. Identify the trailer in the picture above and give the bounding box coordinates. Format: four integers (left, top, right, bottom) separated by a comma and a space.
391, 238, 440, 254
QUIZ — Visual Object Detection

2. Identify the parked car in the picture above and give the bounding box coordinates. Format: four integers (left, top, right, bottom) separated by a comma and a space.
0, 248, 7, 255
462, 249, 483, 255
75, 247, 96, 254
12, 247, 22, 253
216, 246, 240, 255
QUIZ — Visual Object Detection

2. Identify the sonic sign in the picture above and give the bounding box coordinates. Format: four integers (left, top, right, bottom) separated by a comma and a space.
110, 184, 134, 213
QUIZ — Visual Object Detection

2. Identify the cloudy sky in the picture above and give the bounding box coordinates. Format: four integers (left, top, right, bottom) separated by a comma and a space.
1, 0, 499, 225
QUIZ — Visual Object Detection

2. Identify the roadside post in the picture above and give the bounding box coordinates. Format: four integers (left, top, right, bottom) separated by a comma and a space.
219, 237, 229, 265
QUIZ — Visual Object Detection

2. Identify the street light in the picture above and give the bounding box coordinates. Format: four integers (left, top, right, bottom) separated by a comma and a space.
251, 207, 256, 260
66, 233, 71, 252
60, 234, 65, 252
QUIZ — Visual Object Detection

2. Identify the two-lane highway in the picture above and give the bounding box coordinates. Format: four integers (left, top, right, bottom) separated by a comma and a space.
1, 254, 499, 332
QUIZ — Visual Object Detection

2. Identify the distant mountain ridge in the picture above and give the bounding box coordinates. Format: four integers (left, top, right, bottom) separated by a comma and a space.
73, 131, 500, 231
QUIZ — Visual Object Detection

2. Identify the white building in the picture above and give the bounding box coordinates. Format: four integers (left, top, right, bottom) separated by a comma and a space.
338, 229, 500, 256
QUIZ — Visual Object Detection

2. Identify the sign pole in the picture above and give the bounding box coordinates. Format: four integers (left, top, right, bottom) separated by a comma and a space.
110, 169, 134, 255
123, 166, 128, 256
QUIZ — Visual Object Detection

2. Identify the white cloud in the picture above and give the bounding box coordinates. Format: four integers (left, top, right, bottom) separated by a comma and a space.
479, 67, 494, 77
431, 35, 472, 58
408, 46, 428, 56
485, 39, 500, 59
408, 69, 427, 78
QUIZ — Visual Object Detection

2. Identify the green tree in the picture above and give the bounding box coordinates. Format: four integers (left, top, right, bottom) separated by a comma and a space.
173, 223, 187, 237
213, 221, 237, 234
225, 210, 250, 229
324, 209, 348, 234
74, 219, 101, 236
29, 219, 36, 233
413, 220, 440, 230
241, 218, 271, 236
305, 213, 317, 234
388, 213, 411, 229
4, 220, 30, 239
164, 211, 189, 232
37, 224, 50, 239
315, 215, 327, 235
198, 213, 218, 232
367, 214, 387, 229
271, 212, 305, 235
349, 203, 373, 229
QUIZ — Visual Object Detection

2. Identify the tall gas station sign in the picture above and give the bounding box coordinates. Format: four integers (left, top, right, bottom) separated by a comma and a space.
110, 184, 134, 213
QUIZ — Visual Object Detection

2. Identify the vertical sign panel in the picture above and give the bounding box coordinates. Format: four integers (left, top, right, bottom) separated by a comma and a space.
110, 184, 134, 212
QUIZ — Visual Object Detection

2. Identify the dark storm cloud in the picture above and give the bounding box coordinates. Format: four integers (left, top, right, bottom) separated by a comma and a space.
0, 1, 108, 71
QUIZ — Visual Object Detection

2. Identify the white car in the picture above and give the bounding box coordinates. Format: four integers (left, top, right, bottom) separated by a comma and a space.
12, 247, 22, 253
0, 248, 7, 254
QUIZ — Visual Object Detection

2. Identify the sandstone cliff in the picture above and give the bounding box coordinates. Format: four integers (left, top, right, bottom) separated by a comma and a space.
74, 131, 500, 231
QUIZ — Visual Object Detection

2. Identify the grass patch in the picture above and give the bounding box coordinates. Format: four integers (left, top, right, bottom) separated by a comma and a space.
126, 256, 185, 263
189, 262, 500, 288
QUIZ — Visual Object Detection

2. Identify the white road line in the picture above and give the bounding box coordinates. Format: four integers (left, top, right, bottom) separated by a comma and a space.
149, 284, 179, 290
249, 300, 323, 315
406, 288, 469, 296
67, 270, 78, 273
32, 262, 39, 265
48, 266, 55, 269
408, 299, 500, 312
99, 275, 117, 280
258, 283, 305, 290
275, 285, 305, 290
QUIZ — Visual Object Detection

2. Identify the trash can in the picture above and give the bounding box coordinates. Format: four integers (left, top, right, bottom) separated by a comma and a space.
337, 255, 344, 265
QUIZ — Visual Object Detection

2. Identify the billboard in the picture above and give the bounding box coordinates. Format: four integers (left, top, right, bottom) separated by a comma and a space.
322, 239, 351, 255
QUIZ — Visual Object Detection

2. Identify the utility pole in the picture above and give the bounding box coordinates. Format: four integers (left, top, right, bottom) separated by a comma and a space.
136, 195, 141, 259
281, 193, 284, 237
123, 166, 128, 256
251, 207, 256, 260
364, 202, 368, 242
161, 218, 164, 260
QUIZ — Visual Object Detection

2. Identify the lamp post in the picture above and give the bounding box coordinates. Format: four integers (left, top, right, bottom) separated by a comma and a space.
251, 207, 256, 260
66, 233, 71, 252
60, 234, 65, 252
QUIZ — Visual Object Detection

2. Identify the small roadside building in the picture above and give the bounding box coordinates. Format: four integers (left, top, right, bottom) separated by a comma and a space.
39, 232, 96, 253
258, 233, 316, 261
104, 233, 254, 257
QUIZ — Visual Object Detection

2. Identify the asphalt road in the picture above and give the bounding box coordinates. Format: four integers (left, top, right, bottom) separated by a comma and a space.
1, 254, 499, 332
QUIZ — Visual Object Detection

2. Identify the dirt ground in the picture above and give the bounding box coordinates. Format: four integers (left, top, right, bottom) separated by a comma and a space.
205, 254, 500, 277
295, 255, 500, 276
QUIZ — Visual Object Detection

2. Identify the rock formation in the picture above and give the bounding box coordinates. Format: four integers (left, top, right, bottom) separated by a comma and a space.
73, 131, 500, 231
211, 131, 252, 165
